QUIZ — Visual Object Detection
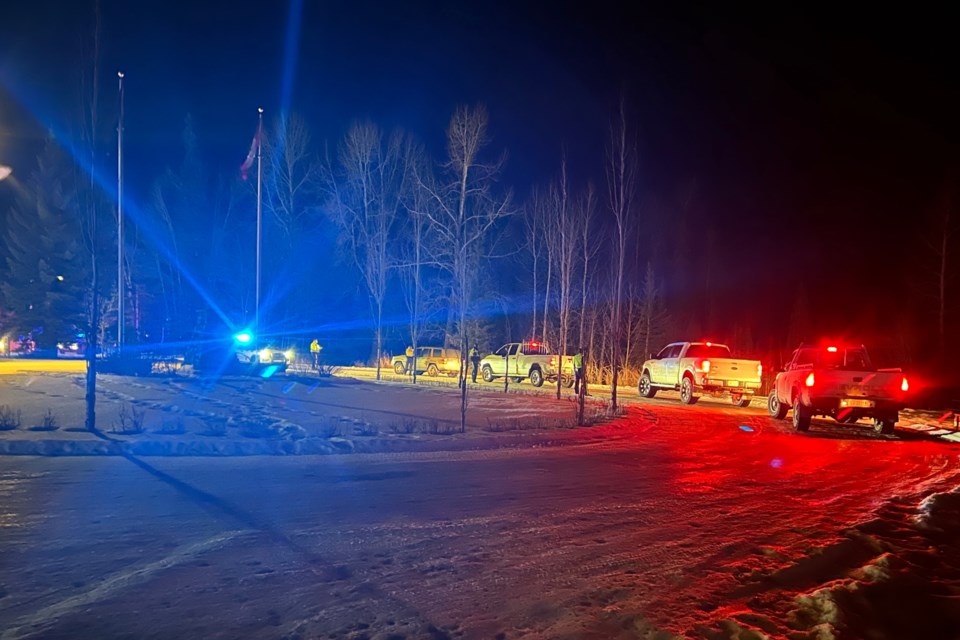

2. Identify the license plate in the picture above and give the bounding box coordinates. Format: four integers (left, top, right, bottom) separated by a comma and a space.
841, 398, 873, 408
727, 380, 740, 387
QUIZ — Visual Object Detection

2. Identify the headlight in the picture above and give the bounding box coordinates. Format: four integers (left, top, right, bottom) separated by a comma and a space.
258, 349, 271, 361
284, 349, 294, 361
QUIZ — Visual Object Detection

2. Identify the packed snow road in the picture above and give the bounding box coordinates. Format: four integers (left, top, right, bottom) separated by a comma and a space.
2, 388, 960, 639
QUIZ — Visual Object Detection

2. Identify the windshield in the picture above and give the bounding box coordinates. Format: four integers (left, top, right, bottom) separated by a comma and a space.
685, 344, 732, 358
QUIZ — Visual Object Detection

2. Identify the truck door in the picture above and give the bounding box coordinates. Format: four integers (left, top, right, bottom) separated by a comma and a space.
663, 344, 683, 385
490, 346, 508, 376
507, 343, 520, 375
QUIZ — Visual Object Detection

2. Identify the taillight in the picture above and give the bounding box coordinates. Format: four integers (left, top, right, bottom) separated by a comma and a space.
701, 360, 711, 373
805, 372, 815, 387
757, 363, 763, 377
550, 356, 557, 366
901, 377, 909, 392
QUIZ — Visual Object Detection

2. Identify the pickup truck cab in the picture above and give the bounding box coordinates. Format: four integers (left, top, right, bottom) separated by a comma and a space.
639, 342, 762, 406
479, 341, 574, 388
768, 343, 909, 434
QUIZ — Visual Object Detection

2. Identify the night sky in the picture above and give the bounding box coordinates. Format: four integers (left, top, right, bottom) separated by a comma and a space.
1, 1, 958, 350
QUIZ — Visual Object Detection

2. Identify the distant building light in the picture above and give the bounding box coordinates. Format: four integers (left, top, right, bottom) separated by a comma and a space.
56, 275, 64, 281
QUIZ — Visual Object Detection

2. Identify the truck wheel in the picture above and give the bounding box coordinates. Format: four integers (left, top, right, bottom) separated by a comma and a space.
680, 377, 698, 405
792, 397, 811, 432
875, 416, 896, 435
639, 372, 657, 398
563, 375, 575, 389
427, 364, 439, 377
768, 391, 788, 419
393, 362, 405, 375
529, 368, 544, 387
482, 365, 494, 383
735, 396, 752, 408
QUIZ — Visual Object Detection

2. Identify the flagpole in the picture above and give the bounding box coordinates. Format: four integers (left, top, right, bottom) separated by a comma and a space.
117, 71, 125, 355
255, 107, 263, 342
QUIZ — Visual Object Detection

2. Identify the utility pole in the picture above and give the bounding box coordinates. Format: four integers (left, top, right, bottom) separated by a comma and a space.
116, 71, 124, 354
255, 107, 263, 342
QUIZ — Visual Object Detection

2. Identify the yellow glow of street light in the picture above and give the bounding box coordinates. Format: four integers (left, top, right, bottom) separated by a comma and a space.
56, 275, 64, 281
0, 165, 11, 181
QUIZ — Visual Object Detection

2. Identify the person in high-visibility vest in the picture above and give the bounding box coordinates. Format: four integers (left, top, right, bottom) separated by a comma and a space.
573, 349, 585, 395
310, 339, 322, 370
405, 345, 415, 375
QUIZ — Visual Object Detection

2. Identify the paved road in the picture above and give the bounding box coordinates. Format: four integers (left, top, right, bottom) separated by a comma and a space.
1, 400, 957, 639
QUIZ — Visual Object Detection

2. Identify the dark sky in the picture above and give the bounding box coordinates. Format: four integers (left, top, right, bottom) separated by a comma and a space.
1, 1, 958, 341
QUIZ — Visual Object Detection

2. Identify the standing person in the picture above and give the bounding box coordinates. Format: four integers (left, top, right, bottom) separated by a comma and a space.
469, 344, 481, 383
573, 349, 585, 395
405, 345, 415, 375
309, 339, 322, 370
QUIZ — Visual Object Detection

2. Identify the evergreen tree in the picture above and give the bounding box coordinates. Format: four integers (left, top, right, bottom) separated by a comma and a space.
1, 138, 90, 348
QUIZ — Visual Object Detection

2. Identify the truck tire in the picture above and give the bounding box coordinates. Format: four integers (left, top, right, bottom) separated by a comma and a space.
735, 396, 752, 408
482, 365, 494, 383
427, 364, 439, 377
529, 367, 544, 387
875, 415, 896, 435
639, 372, 657, 398
792, 397, 811, 432
562, 375, 575, 389
680, 376, 698, 405
393, 362, 405, 375
768, 390, 788, 419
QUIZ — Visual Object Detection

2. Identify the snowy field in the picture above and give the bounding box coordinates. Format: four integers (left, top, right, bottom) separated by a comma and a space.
1, 370, 960, 638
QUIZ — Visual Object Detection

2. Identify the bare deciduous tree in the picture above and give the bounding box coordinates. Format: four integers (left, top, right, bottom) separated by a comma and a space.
397, 142, 440, 384
523, 189, 546, 340
605, 99, 639, 410
413, 105, 512, 432
263, 113, 321, 242
326, 122, 409, 380
549, 157, 579, 400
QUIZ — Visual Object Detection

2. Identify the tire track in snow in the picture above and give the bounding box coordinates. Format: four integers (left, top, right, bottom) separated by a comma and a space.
0, 530, 254, 640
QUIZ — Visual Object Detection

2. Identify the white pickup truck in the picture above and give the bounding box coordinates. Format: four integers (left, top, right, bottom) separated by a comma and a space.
639, 342, 762, 406
479, 341, 574, 387
767, 343, 909, 434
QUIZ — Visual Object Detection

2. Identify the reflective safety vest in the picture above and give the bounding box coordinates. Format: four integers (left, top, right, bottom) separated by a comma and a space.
310, 340, 321, 353
405, 346, 414, 357
572, 353, 583, 370
470, 348, 479, 359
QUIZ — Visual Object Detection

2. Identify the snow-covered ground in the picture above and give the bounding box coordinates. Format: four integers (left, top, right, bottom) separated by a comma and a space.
0, 371, 614, 456
1, 370, 960, 639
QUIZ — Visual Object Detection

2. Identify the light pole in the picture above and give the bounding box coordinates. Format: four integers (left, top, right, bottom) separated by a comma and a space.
255, 107, 263, 343
117, 71, 125, 355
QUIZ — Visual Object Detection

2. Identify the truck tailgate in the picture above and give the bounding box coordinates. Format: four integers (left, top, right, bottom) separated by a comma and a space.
809, 369, 903, 399
706, 359, 761, 384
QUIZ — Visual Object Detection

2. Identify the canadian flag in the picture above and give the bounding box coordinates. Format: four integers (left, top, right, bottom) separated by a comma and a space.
240, 121, 262, 181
